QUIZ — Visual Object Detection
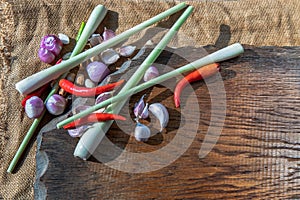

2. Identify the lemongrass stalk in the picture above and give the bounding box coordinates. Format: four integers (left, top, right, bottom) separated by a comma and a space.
72, 6, 194, 160
57, 43, 244, 129
7, 5, 107, 173
15, 2, 187, 95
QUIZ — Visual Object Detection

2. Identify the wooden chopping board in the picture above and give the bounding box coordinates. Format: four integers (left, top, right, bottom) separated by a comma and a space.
34, 45, 300, 199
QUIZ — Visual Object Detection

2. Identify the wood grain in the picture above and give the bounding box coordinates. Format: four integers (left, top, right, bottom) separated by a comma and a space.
35, 46, 300, 200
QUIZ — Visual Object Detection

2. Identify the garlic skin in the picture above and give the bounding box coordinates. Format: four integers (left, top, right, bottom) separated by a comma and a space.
148, 103, 169, 132
134, 122, 151, 142
118, 45, 136, 57
100, 49, 120, 65
102, 27, 116, 41
143, 66, 159, 82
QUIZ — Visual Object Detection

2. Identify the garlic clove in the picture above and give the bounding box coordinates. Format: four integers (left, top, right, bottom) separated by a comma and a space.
99, 60, 132, 86
95, 91, 113, 105
62, 52, 72, 60
100, 48, 120, 65
133, 94, 146, 118
72, 105, 91, 115
102, 27, 116, 41
134, 122, 151, 142
89, 34, 103, 47
68, 125, 89, 138
85, 79, 96, 88
148, 103, 169, 132
58, 33, 70, 44
94, 91, 113, 113
118, 45, 136, 57
86, 61, 110, 83
143, 66, 159, 82
140, 103, 149, 119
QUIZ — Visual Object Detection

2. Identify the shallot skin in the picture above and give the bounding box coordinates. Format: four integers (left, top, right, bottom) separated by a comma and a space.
45, 94, 67, 115
38, 34, 63, 63
25, 96, 45, 119
40, 34, 63, 56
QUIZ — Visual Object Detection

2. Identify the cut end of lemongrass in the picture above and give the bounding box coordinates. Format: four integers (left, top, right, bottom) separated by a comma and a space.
73, 141, 91, 160
208, 43, 244, 63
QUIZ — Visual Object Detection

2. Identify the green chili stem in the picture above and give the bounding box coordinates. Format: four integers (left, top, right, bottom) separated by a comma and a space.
15, 2, 187, 95
7, 5, 107, 173
72, 6, 195, 159
76, 22, 86, 42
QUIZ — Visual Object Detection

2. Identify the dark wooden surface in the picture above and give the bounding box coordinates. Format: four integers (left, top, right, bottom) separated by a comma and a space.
35, 45, 300, 200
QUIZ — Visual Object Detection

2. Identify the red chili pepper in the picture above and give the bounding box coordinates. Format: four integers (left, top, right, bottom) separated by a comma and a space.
174, 63, 220, 108
63, 113, 126, 129
59, 79, 124, 97
56, 58, 63, 64
21, 83, 50, 107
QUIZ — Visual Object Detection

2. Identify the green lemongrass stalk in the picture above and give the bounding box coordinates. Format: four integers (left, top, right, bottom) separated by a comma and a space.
76, 22, 86, 42
15, 2, 187, 95
58, 43, 244, 129
7, 5, 107, 173
72, 6, 194, 160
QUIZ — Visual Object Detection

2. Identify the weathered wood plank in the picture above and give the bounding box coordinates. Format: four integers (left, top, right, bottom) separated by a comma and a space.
35, 45, 300, 200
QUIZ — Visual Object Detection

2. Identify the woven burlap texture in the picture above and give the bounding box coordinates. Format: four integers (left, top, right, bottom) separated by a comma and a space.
0, 0, 299, 199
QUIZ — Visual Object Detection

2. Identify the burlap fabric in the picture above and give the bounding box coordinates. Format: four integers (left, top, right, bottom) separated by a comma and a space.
0, 0, 299, 199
